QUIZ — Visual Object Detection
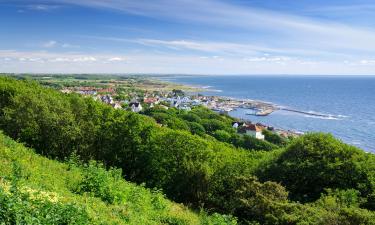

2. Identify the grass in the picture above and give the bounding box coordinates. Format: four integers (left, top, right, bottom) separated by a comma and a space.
0, 132, 236, 225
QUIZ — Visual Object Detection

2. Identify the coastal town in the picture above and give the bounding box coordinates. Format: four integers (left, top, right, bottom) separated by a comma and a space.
57, 79, 300, 139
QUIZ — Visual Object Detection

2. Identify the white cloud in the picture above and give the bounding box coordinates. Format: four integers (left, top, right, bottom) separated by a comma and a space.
43, 40, 57, 48
27, 4, 61, 11
4, 1, 375, 74
243, 56, 291, 62
47, 0, 375, 54
42, 41, 79, 49
61, 43, 80, 48
107, 57, 126, 62
135, 39, 260, 55
1, 49, 374, 75
72, 56, 97, 62
359, 60, 375, 65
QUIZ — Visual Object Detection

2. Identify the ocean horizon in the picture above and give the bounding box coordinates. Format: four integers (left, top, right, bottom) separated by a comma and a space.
158, 75, 375, 152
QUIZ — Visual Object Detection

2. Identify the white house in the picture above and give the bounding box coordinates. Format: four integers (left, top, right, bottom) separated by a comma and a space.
112, 103, 122, 109
242, 124, 265, 140
129, 102, 143, 113
177, 105, 191, 111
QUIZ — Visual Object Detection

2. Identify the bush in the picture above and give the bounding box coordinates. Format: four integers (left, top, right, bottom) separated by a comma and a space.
213, 130, 232, 143
262, 130, 288, 146
74, 161, 123, 204
0, 188, 91, 225
242, 135, 278, 151
259, 133, 375, 203
187, 122, 206, 136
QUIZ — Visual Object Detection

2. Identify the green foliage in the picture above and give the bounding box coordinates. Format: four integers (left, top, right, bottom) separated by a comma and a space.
259, 133, 375, 205
201, 119, 228, 134
0, 131, 234, 225
187, 122, 206, 136
146, 105, 278, 152
0, 187, 91, 225
74, 161, 123, 204
172, 89, 185, 96
180, 113, 202, 123
262, 129, 288, 146
1, 77, 375, 224
242, 135, 278, 151
213, 130, 232, 143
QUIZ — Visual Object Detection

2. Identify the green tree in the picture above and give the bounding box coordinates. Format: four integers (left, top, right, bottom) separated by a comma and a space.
259, 133, 374, 203
213, 130, 231, 143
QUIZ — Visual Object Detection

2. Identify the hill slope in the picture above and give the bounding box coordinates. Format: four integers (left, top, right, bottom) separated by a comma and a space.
0, 132, 236, 225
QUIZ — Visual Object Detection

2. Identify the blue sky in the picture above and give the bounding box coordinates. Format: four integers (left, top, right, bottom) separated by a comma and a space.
1, 0, 375, 75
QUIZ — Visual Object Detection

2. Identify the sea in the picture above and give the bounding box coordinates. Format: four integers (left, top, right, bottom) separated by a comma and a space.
157, 75, 375, 153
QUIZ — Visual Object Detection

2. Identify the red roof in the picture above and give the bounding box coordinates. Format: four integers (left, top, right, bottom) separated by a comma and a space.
144, 98, 158, 103
244, 124, 263, 132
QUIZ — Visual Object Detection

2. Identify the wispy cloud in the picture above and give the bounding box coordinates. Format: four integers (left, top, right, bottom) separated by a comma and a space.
61, 43, 80, 48
4, 0, 375, 74
42, 40, 79, 49
27, 4, 61, 11
46, 0, 375, 56
1, 49, 374, 75
42, 40, 57, 48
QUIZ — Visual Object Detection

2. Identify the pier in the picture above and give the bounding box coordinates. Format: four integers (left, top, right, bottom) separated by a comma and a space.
281, 108, 331, 118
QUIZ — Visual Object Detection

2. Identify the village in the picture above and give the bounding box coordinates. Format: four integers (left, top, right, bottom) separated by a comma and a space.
60, 85, 301, 139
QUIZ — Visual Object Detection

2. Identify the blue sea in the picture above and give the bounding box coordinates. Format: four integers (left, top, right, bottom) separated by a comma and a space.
159, 75, 375, 152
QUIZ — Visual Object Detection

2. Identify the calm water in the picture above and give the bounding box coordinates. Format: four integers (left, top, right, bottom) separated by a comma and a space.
159, 75, 375, 152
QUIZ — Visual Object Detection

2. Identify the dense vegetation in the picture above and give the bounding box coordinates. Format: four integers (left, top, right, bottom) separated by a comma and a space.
143, 106, 279, 151
0, 132, 234, 224
0, 76, 375, 224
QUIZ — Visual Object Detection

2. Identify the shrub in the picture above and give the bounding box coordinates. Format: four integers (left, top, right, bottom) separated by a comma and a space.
74, 161, 123, 204
259, 133, 374, 203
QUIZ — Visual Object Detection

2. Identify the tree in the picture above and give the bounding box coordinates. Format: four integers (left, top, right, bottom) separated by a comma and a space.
262, 129, 288, 146
187, 122, 206, 136
260, 133, 375, 203
201, 119, 227, 134
213, 130, 231, 143
242, 135, 278, 151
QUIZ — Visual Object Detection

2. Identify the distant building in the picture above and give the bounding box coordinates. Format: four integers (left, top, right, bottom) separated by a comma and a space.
129, 102, 143, 113
97, 88, 115, 94
101, 95, 114, 104
144, 97, 159, 104
171, 100, 180, 108
79, 90, 97, 95
232, 121, 246, 129
239, 124, 265, 140
177, 105, 191, 111
60, 89, 72, 94
112, 103, 122, 109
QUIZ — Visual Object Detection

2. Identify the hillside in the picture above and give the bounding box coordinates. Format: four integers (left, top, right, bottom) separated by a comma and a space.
0, 132, 235, 224
0, 76, 375, 224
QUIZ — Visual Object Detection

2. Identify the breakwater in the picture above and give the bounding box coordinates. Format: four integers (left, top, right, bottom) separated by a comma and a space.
280, 108, 334, 118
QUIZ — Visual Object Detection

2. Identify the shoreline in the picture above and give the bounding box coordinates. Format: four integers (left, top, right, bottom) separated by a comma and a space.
158, 78, 304, 137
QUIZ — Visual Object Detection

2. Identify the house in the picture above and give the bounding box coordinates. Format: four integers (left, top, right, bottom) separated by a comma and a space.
177, 105, 191, 111
144, 97, 159, 104
97, 88, 115, 94
170, 98, 181, 108
239, 124, 265, 140
60, 89, 72, 94
232, 121, 246, 129
129, 102, 143, 113
101, 95, 114, 104
79, 90, 97, 95
112, 103, 122, 109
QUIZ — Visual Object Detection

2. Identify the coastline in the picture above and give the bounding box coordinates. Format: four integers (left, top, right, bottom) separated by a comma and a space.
157, 78, 304, 138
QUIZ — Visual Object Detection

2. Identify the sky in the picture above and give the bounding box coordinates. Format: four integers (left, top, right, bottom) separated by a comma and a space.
1, 0, 375, 75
